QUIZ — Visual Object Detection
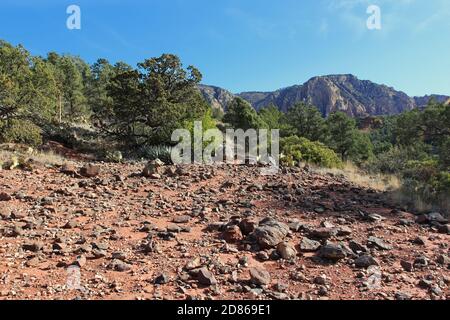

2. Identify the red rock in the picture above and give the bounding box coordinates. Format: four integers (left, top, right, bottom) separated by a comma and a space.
222, 225, 243, 243
79, 164, 100, 177
0, 192, 12, 201
249, 267, 271, 286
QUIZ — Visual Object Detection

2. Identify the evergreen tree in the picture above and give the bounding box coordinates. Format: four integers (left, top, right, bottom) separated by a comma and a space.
223, 97, 266, 130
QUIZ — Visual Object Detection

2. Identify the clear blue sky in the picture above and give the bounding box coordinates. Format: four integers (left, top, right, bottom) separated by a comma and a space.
1, 0, 449, 96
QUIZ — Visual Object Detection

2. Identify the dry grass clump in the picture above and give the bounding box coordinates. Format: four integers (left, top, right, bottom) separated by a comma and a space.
312, 162, 449, 217
312, 162, 401, 192
0, 144, 69, 169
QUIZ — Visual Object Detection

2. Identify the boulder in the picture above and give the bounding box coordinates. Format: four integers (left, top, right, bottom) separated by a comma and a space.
299, 237, 321, 252
317, 244, 347, 261
368, 236, 392, 251
276, 242, 297, 260
251, 218, 290, 249
221, 225, 243, 243
355, 255, 379, 268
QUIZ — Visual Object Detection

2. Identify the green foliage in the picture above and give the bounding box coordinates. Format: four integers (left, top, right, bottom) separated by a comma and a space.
285, 103, 327, 141
280, 135, 343, 168
102, 54, 209, 147
399, 159, 450, 209
438, 136, 450, 170
137, 145, 173, 164
224, 97, 267, 130
365, 143, 431, 174
348, 131, 374, 164
325, 112, 357, 159
87, 58, 115, 126
0, 119, 43, 146
183, 108, 218, 147
46, 53, 89, 122
104, 150, 123, 163
258, 104, 284, 130
0, 41, 59, 128
394, 109, 423, 146
369, 116, 397, 155
211, 107, 224, 121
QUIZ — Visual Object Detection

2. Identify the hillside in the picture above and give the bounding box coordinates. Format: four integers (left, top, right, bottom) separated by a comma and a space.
0, 159, 448, 300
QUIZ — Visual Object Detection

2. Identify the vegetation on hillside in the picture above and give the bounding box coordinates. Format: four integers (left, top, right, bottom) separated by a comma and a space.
0, 39, 448, 215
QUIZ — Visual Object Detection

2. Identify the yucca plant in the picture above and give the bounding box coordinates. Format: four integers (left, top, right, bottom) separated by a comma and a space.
138, 145, 173, 164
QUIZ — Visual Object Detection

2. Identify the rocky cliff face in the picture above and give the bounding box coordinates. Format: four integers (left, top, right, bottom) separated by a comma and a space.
413, 95, 449, 107
197, 84, 235, 112
198, 74, 449, 117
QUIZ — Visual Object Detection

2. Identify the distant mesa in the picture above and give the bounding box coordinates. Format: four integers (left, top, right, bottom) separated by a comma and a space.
198, 74, 449, 117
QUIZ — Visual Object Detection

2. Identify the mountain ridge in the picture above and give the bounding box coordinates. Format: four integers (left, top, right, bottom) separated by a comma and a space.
198, 74, 449, 117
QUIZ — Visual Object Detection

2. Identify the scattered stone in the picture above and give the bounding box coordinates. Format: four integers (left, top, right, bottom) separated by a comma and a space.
436, 254, 450, 266
414, 256, 429, 268
196, 267, 217, 286
437, 224, 450, 235
249, 267, 271, 286
308, 227, 337, 240
142, 160, 164, 177
251, 218, 289, 249
299, 237, 321, 252
418, 278, 433, 289
60, 163, 77, 175
22, 241, 43, 252
276, 242, 297, 260
109, 259, 131, 272
416, 212, 448, 225
400, 260, 414, 272
395, 291, 412, 300
73, 255, 87, 268
313, 275, 327, 285
337, 226, 352, 236
314, 207, 325, 214
349, 240, 368, 253
0, 192, 12, 201
318, 244, 347, 261
412, 237, 426, 245
185, 257, 202, 271
354, 255, 379, 268
368, 236, 392, 251
222, 225, 243, 243
239, 219, 257, 235
167, 224, 181, 233
79, 164, 100, 178
63, 219, 78, 229
154, 273, 170, 285
256, 251, 270, 261
173, 215, 191, 224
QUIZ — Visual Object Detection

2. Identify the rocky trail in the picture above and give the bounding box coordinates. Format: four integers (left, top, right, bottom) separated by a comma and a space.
0, 161, 448, 300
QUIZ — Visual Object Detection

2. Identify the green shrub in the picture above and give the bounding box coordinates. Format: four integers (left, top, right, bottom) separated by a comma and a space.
280, 136, 343, 168
104, 150, 123, 163
137, 145, 173, 164
0, 119, 43, 146
364, 144, 432, 174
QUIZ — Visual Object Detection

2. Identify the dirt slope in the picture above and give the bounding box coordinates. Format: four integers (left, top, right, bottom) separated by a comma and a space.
0, 162, 448, 300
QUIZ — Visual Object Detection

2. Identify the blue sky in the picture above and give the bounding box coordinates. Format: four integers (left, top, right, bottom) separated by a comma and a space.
0, 0, 449, 96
